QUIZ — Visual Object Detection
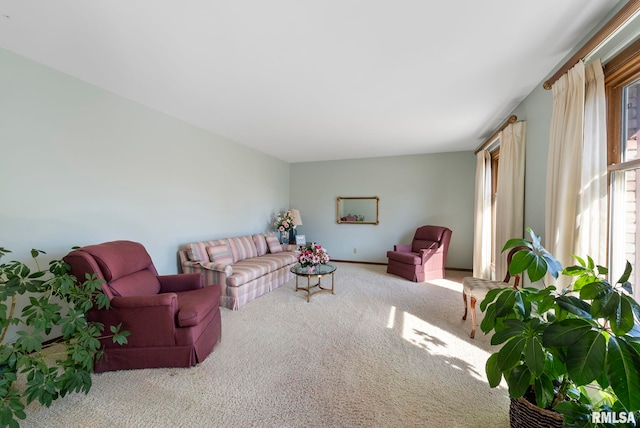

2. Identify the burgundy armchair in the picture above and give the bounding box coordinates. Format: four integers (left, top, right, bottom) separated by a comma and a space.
64, 240, 222, 372
386, 225, 452, 282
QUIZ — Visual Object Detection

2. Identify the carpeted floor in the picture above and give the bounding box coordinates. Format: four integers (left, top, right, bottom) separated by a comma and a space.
23, 263, 510, 427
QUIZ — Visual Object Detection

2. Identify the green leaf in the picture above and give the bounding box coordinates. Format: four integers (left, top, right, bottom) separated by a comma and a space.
565, 330, 606, 385
480, 287, 503, 311
542, 319, 593, 347
555, 295, 592, 319
617, 261, 633, 285
527, 256, 549, 283
610, 294, 635, 336
491, 319, 526, 345
485, 353, 502, 388
513, 292, 526, 317
545, 256, 563, 280
502, 238, 532, 253
524, 336, 546, 377
480, 302, 497, 334
112, 330, 129, 345
606, 336, 640, 411
563, 265, 589, 277
494, 289, 517, 317
571, 255, 587, 268
537, 294, 556, 314
534, 374, 555, 409
497, 336, 526, 370
579, 281, 610, 300
553, 400, 592, 423
509, 250, 535, 276
506, 364, 532, 398
591, 291, 620, 319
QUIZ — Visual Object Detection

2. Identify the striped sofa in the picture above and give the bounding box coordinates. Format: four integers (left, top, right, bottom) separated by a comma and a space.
179, 233, 297, 310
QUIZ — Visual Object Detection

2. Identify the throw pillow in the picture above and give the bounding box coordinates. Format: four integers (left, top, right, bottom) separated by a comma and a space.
266, 235, 283, 254
186, 242, 208, 263
252, 234, 268, 257
207, 245, 233, 266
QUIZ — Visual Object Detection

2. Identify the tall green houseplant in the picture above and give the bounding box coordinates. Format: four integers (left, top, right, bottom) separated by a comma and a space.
480, 228, 640, 427
0, 247, 128, 427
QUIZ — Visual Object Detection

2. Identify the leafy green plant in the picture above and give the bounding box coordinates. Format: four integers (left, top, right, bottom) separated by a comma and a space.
0, 247, 129, 427
480, 228, 640, 427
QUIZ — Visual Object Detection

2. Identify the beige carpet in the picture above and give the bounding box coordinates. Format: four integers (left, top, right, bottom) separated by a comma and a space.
23, 263, 510, 427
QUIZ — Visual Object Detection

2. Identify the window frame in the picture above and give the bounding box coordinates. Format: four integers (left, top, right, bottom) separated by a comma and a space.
605, 37, 640, 298
606, 37, 640, 166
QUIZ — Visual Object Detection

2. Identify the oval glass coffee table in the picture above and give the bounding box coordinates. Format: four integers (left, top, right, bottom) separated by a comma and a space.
290, 263, 336, 302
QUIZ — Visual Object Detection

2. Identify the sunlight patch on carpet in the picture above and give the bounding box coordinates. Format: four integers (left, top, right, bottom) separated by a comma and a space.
386, 305, 397, 329
427, 277, 464, 292
402, 310, 489, 383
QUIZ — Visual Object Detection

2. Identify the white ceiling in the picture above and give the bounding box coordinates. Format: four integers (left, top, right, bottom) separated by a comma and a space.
0, 1, 622, 163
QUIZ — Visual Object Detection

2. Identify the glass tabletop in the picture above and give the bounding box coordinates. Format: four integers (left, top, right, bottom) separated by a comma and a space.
290, 263, 336, 276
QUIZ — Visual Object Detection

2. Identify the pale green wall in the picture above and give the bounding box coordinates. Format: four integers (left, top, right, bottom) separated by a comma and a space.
0, 48, 290, 275
290, 152, 476, 269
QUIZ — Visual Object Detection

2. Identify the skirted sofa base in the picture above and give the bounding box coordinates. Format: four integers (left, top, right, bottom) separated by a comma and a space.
179, 232, 297, 310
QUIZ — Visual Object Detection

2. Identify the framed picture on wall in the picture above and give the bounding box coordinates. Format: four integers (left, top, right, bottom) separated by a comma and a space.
296, 235, 306, 245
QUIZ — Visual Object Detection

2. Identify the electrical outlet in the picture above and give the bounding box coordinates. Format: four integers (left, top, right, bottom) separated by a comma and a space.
353, 247, 357, 253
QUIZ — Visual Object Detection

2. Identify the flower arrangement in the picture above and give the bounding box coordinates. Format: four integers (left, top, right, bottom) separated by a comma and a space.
274, 210, 296, 232
297, 243, 330, 267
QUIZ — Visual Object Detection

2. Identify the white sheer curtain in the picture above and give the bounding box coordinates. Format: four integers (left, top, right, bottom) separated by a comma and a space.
577, 59, 607, 263
473, 150, 492, 278
545, 61, 585, 269
494, 121, 527, 281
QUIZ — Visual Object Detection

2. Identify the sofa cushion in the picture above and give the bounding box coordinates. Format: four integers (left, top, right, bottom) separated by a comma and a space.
108, 269, 162, 296
227, 259, 274, 287
415, 225, 448, 242
412, 240, 439, 253
207, 245, 233, 266
252, 234, 268, 257
227, 236, 258, 263
386, 251, 421, 265
260, 252, 297, 269
83, 240, 154, 282
266, 235, 283, 253
186, 242, 209, 263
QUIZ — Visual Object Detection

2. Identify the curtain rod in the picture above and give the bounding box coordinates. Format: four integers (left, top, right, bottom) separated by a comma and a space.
543, 0, 640, 90
474, 115, 517, 154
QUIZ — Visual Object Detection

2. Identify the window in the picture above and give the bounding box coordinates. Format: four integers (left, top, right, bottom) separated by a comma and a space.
605, 38, 640, 299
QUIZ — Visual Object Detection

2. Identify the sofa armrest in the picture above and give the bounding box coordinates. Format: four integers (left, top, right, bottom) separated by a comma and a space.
283, 244, 299, 252
159, 273, 203, 293
93, 294, 179, 348
200, 261, 233, 275
394, 244, 412, 252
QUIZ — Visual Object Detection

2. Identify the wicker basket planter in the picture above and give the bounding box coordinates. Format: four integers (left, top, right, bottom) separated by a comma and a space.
509, 397, 563, 428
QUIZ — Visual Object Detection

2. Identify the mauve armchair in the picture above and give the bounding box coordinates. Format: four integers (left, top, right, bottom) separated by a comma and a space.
386, 225, 452, 282
64, 240, 222, 372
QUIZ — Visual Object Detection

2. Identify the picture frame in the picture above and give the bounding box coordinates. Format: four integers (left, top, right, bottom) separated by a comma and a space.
295, 234, 306, 245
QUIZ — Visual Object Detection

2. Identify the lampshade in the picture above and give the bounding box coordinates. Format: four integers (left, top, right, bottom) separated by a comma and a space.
290, 209, 303, 226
